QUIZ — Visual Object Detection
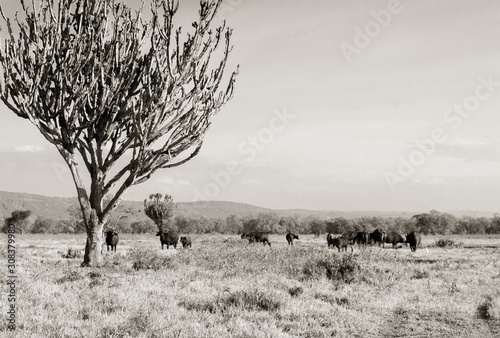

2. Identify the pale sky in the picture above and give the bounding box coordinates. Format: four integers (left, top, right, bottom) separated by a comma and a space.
0, 0, 499, 212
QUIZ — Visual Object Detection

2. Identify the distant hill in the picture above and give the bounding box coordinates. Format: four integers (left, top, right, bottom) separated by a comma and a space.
0, 190, 496, 223
0, 191, 76, 221
175, 200, 271, 218
0, 191, 271, 222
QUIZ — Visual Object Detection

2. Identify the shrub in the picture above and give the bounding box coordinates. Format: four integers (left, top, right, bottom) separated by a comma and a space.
302, 254, 360, 283
128, 249, 178, 271
179, 288, 282, 313
335, 297, 350, 306
478, 294, 500, 320
55, 269, 82, 284
412, 269, 430, 279
435, 239, 463, 248
61, 247, 81, 259
223, 289, 282, 312
88, 271, 105, 288
288, 286, 304, 297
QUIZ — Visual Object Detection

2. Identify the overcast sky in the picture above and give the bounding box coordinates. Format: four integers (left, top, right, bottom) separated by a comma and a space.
1, 0, 499, 212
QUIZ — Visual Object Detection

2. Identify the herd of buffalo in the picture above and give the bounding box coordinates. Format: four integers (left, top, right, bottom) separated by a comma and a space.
326, 229, 422, 252
103, 229, 192, 251
240, 229, 422, 252
103, 228, 422, 252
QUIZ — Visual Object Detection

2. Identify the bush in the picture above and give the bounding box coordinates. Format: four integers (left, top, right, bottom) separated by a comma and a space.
412, 269, 430, 279
87, 271, 105, 288
61, 247, 81, 259
302, 254, 360, 283
435, 239, 463, 248
288, 286, 304, 297
223, 289, 282, 312
179, 288, 282, 313
478, 294, 500, 320
128, 249, 178, 271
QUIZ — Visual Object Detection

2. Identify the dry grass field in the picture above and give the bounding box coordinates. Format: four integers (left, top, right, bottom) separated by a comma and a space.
2, 233, 500, 337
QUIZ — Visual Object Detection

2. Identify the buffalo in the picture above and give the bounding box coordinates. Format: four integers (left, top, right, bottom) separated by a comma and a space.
156, 230, 179, 249
353, 231, 370, 245
385, 232, 406, 249
406, 231, 421, 252
327, 233, 335, 247
180, 236, 192, 248
344, 232, 357, 243
286, 233, 299, 245
327, 234, 352, 252
241, 232, 271, 246
370, 229, 387, 247
105, 230, 119, 252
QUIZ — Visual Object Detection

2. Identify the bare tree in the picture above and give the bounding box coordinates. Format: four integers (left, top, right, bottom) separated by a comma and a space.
144, 193, 175, 232
0, 0, 238, 266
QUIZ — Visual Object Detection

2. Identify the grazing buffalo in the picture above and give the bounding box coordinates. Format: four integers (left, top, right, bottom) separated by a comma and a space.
241, 232, 271, 246
328, 234, 353, 252
286, 233, 299, 245
105, 230, 119, 252
156, 230, 179, 249
385, 232, 406, 249
353, 231, 370, 245
406, 231, 421, 252
180, 236, 192, 248
344, 232, 357, 243
370, 229, 387, 247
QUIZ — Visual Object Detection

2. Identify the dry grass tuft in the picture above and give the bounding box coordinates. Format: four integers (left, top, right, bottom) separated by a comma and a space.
288, 286, 303, 297
55, 269, 82, 284
302, 253, 360, 283
179, 288, 282, 313
61, 247, 82, 259
129, 249, 178, 271
413, 268, 430, 279
435, 238, 464, 248
478, 294, 500, 320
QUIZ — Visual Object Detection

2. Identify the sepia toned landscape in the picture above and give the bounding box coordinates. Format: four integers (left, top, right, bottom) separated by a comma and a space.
1, 0, 500, 337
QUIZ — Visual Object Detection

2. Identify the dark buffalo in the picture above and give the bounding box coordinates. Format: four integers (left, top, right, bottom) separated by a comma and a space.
327, 233, 335, 247
385, 232, 406, 249
406, 231, 421, 252
353, 231, 370, 245
286, 233, 299, 245
241, 232, 271, 246
156, 230, 179, 249
344, 232, 357, 243
180, 236, 192, 248
327, 234, 352, 252
370, 229, 387, 247
105, 230, 119, 252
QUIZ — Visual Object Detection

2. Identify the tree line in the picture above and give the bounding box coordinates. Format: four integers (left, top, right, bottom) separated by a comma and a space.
3, 209, 500, 235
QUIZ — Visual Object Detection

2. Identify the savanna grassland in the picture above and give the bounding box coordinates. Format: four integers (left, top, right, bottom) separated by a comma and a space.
2, 234, 500, 337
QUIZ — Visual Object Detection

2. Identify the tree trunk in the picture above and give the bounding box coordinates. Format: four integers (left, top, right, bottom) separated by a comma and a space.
82, 211, 105, 267
62, 153, 107, 267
